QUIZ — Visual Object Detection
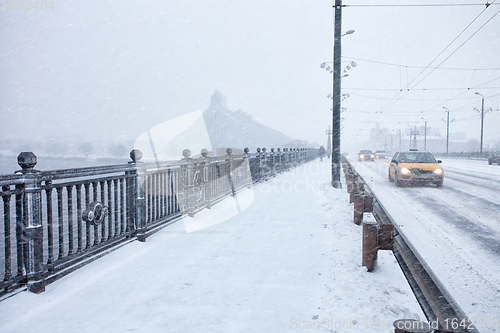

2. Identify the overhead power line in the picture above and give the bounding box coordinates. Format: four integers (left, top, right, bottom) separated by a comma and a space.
342, 56, 500, 71
408, 7, 500, 90
348, 93, 488, 101
343, 86, 499, 91
343, 3, 499, 7
376, 1, 497, 114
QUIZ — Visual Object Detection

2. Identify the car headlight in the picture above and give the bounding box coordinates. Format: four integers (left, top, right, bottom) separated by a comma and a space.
370, 155, 374, 158
384, 156, 388, 159
400, 167, 410, 174
434, 168, 443, 174
360, 155, 364, 159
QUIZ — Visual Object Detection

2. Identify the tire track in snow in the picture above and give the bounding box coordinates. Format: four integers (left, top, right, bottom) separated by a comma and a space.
412, 192, 500, 255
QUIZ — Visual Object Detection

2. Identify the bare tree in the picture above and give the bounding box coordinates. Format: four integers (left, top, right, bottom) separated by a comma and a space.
79, 142, 94, 158
107, 143, 127, 159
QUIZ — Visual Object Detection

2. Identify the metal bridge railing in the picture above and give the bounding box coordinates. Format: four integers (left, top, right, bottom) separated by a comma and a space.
0, 147, 317, 297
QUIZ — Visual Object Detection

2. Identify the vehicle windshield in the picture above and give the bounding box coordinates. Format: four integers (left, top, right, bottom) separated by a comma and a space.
375, 150, 386, 153
398, 152, 437, 163
360, 150, 373, 154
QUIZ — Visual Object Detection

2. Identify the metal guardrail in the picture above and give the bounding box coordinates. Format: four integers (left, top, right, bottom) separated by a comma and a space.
342, 156, 479, 333
0, 147, 317, 298
433, 151, 493, 160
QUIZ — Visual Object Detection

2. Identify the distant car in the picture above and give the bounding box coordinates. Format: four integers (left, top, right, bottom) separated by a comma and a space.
488, 152, 500, 165
388, 150, 443, 187
358, 150, 374, 161
374, 150, 388, 160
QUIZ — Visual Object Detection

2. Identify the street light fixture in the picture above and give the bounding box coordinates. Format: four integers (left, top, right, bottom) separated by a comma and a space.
342, 29, 355, 37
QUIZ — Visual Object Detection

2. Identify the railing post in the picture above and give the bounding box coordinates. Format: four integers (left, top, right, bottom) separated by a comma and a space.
201, 149, 212, 208
353, 194, 364, 225
256, 148, 262, 182
349, 175, 358, 204
283, 148, 288, 170
244, 148, 252, 187
182, 149, 195, 217
17, 152, 45, 293
129, 149, 147, 242
270, 148, 276, 177
362, 220, 378, 272
225, 148, 236, 197
261, 148, 268, 181
2, 185, 12, 282
276, 148, 282, 173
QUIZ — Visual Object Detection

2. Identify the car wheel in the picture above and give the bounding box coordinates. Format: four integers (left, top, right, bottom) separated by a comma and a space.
489, 161, 492, 165
436, 180, 443, 188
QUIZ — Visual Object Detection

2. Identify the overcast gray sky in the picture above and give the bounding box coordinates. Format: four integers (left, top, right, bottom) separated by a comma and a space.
1, 0, 499, 154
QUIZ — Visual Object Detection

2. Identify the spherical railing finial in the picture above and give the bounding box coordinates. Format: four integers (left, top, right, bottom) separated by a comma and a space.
226, 148, 233, 156
244, 148, 249, 154
201, 149, 209, 157
257, 148, 261, 153
262, 148, 267, 153
277, 148, 281, 152
129, 149, 143, 162
18, 152, 37, 171
182, 149, 192, 158
271, 148, 274, 153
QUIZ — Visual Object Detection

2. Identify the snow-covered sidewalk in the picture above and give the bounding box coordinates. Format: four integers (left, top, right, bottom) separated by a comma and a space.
0, 159, 424, 333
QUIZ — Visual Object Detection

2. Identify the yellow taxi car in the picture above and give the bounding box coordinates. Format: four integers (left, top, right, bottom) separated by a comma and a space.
388, 150, 443, 187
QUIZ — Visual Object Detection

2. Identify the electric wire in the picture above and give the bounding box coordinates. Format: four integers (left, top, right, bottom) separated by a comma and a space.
343, 3, 500, 7
342, 56, 500, 71
376, 1, 497, 114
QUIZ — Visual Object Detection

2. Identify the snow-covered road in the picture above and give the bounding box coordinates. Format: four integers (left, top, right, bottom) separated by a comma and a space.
349, 158, 500, 332
0, 159, 426, 333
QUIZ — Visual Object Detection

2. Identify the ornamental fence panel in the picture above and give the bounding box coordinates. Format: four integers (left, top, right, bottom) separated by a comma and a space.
0, 147, 317, 297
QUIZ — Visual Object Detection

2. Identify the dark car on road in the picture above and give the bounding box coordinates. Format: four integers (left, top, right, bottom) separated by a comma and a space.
358, 150, 374, 161
488, 152, 500, 165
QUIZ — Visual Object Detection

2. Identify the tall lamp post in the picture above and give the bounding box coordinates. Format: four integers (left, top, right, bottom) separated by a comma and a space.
475, 92, 484, 156
331, 0, 351, 188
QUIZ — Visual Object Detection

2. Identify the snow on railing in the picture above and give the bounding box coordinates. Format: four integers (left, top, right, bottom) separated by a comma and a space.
0, 148, 318, 298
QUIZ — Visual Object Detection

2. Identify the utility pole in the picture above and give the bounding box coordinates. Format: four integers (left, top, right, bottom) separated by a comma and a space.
332, 0, 342, 188
475, 92, 485, 156
480, 97, 484, 156
447, 112, 450, 154
424, 121, 427, 151
443, 107, 450, 154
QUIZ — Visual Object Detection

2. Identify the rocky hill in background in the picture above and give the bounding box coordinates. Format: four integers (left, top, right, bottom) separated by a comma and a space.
203, 90, 294, 152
